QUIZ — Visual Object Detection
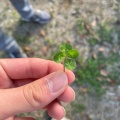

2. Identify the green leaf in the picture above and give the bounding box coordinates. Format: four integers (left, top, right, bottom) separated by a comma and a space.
67, 49, 79, 59
60, 43, 72, 52
53, 52, 65, 63
64, 59, 76, 70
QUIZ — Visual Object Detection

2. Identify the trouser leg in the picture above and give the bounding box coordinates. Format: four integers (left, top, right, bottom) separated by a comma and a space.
9, 0, 34, 19
0, 28, 26, 58
10, 0, 51, 24
0, 28, 16, 52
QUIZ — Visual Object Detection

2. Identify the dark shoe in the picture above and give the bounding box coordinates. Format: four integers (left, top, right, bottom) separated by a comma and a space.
22, 10, 51, 24
6, 45, 27, 58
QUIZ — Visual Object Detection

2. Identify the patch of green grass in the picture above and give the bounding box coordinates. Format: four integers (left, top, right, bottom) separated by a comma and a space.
116, 29, 120, 45
75, 50, 120, 96
12, 11, 19, 18
109, 71, 120, 84
50, 12, 54, 19
87, 37, 98, 46
76, 19, 87, 34
74, 17, 120, 114
97, 23, 113, 43
45, 37, 53, 44
55, 21, 59, 27
76, 57, 107, 96
17, 19, 29, 26
71, 103, 86, 113
13, 34, 33, 45
106, 53, 120, 84
61, 31, 66, 36
3, 6, 9, 12
64, 14, 68, 19
76, 19, 116, 46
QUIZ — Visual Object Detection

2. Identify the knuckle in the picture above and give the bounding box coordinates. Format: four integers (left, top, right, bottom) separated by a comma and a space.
23, 80, 50, 109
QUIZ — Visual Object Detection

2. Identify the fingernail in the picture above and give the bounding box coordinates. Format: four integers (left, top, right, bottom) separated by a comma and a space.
46, 71, 68, 93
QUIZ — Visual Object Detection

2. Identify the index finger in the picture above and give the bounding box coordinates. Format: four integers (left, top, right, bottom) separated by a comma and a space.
0, 58, 75, 84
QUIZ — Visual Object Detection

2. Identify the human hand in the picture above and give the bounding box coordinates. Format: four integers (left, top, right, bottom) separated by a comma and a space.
0, 58, 75, 120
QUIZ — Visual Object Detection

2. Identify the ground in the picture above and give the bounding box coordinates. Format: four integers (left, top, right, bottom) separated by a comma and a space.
0, 0, 120, 120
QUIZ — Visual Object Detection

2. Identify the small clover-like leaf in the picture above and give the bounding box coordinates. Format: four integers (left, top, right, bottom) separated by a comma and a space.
64, 59, 76, 70
53, 43, 79, 71
67, 49, 79, 59
60, 43, 72, 52
53, 52, 65, 63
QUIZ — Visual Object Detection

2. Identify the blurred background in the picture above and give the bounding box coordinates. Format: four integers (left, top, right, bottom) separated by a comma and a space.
0, 0, 120, 120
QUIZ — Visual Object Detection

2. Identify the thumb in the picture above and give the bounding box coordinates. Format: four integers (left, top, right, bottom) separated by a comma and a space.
0, 71, 68, 120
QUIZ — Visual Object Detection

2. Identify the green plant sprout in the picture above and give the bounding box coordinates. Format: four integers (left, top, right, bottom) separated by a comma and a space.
53, 43, 79, 72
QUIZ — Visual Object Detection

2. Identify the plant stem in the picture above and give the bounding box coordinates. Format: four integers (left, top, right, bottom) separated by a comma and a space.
62, 59, 66, 72
63, 58, 65, 72
64, 63, 65, 72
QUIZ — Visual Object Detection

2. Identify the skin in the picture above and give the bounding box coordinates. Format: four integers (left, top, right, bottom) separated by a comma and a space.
0, 58, 75, 120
